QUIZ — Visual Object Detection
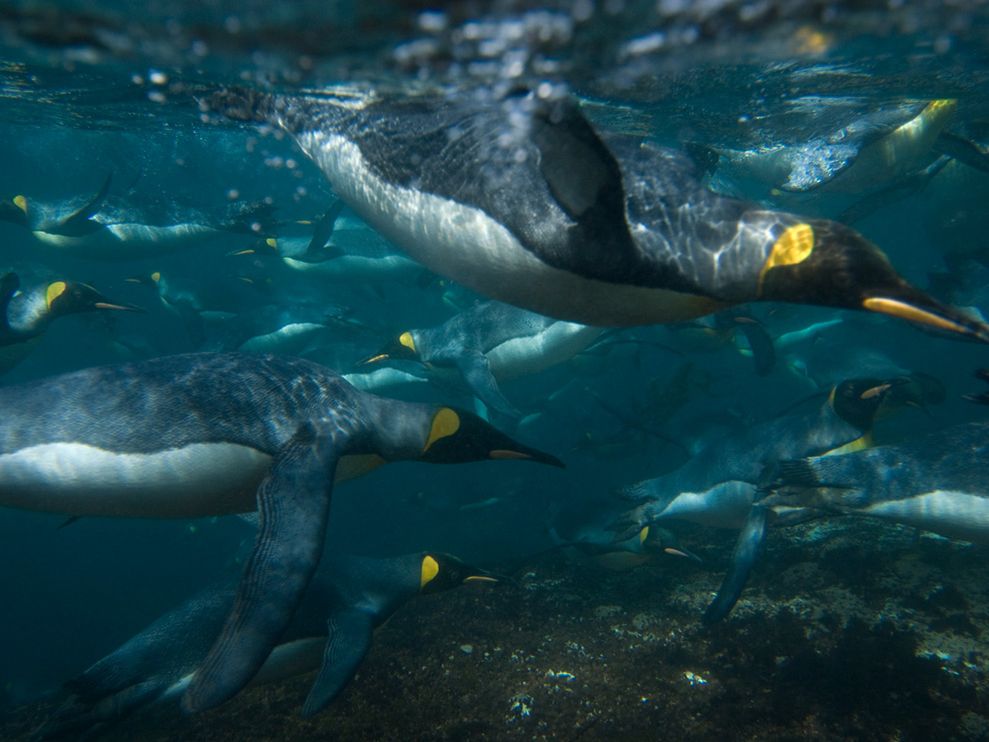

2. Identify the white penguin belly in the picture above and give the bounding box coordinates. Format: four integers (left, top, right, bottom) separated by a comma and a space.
487, 322, 604, 380
282, 254, 421, 280
658, 481, 756, 530
238, 322, 331, 355
0, 442, 273, 517
861, 490, 989, 544
296, 131, 721, 326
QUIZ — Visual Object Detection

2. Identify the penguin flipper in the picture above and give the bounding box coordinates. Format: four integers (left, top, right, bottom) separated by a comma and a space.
933, 130, 989, 174
456, 351, 521, 420
300, 608, 374, 717
53, 172, 112, 236
182, 429, 339, 713
734, 318, 775, 376
702, 504, 768, 624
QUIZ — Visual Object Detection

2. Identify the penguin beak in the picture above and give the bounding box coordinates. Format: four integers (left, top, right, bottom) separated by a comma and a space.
359, 352, 390, 365
862, 287, 989, 344
463, 574, 500, 584
663, 546, 703, 563
489, 446, 565, 468
93, 301, 145, 313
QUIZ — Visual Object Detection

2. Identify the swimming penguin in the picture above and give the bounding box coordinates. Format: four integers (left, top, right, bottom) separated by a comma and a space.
0, 352, 561, 714
760, 420, 989, 544
359, 300, 604, 419
611, 376, 906, 537
704, 100, 966, 196
0, 272, 142, 373
36, 550, 497, 739
0, 176, 277, 261
210, 86, 989, 343
609, 373, 944, 621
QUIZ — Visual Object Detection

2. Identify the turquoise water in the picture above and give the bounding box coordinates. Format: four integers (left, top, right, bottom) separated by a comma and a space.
1, 2, 989, 739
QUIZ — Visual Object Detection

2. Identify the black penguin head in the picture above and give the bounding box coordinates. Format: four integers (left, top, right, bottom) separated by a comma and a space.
46, 281, 144, 317
419, 407, 564, 467
829, 377, 893, 430
757, 218, 989, 344
418, 552, 500, 594
0, 195, 28, 227
359, 331, 420, 365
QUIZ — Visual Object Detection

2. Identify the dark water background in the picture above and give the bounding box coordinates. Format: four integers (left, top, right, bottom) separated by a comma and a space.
1, 0, 989, 735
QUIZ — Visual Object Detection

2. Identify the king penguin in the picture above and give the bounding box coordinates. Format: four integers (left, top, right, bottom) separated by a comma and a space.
0, 352, 562, 713
611, 376, 906, 537
609, 374, 942, 622
761, 420, 989, 545
210, 86, 989, 343
0, 272, 142, 374
358, 300, 604, 420
0, 174, 277, 261
36, 551, 498, 739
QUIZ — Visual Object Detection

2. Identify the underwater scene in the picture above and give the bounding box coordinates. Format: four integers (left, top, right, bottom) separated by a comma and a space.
2, 1, 989, 739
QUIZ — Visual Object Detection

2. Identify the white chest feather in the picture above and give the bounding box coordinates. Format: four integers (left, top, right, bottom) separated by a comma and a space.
486, 322, 604, 380
0, 442, 273, 517
862, 490, 989, 544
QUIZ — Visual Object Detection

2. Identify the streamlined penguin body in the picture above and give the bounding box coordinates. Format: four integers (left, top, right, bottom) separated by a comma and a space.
37, 551, 495, 739
612, 377, 895, 536
1, 178, 275, 261
709, 100, 962, 195
761, 421, 989, 544
0, 353, 560, 714
212, 87, 989, 343
362, 301, 603, 418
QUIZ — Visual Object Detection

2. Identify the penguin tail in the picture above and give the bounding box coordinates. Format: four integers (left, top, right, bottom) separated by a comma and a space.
207, 86, 314, 135
207, 87, 275, 125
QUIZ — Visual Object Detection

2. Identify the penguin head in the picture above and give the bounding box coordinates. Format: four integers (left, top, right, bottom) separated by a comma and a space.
829, 377, 894, 430
757, 218, 989, 344
418, 552, 500, 594
0, 195, 29, 227
419, 407, 564, 467
45, 281, 144, 317
359, 331, 419, 365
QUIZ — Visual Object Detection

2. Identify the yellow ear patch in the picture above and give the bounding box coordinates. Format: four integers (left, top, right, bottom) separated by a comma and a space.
420, 555, 440, 588
13, 195, 27, 213
265, 237, 278, 248
424, 407, 460, 452
151, 272, 161, 283
639, 526, 650, 545
46, 281, 67, 309
758, 223, 815, 295
399, 331, 416, 353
